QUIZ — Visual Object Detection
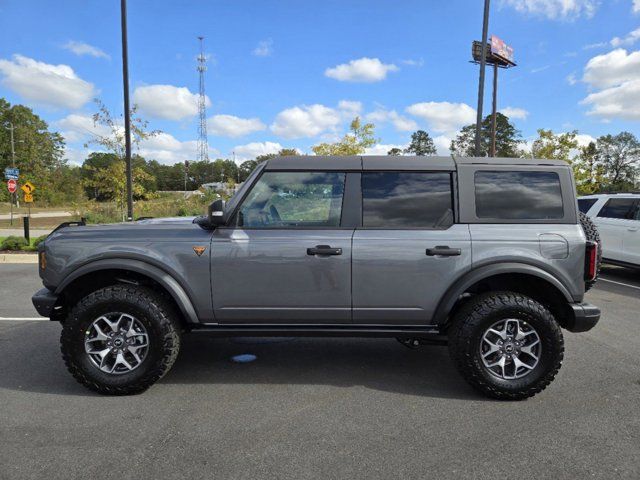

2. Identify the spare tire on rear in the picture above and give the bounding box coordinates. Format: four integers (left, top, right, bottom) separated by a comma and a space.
579, 212, 602, 292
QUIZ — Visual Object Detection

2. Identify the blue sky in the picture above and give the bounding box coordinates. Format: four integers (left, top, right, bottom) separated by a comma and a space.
0, 0, 638, 164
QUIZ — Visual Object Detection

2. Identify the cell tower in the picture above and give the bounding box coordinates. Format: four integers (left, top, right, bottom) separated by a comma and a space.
196, 36, 209, 162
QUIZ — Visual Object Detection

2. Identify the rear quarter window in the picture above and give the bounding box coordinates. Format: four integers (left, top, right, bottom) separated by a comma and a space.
474, 171, 564, 220
578, 198, 597, 214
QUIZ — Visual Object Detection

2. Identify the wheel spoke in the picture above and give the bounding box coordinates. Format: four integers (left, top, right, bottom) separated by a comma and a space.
480, 318, 541, 380
85, 312, 149, 375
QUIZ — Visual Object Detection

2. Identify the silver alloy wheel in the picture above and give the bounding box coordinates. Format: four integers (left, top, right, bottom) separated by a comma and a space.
480, 318, 541, 380
84, 313, 149, 375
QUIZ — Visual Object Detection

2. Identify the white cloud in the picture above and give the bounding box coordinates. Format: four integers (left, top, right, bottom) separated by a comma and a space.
500, 0, 598, 19
582, 80, 640, 120
253, 39, 273, 57
634, 0, 640, 13
500, 106, 529, 120
337, 100, 363, 117
364, 143, 408, 156
566, 72, 578, 85
405, 101, 476, 134
581, 48, 640, 120
366, 109, 418, 132
271, 104, 343, 139
610, 27, 640, 48
232, 141, 284, 161
325, 57, 399, 83
0, 54, 95, 109
133, 84, 209, 121
433, 135, 453, 155
208, 114, 266, 138
138, 132, 216, 165
55, 113, 112, 143
582, 49, 640, 88
575, 133, 597, 147
63, 40, 110, 59
401, 58, 424, 67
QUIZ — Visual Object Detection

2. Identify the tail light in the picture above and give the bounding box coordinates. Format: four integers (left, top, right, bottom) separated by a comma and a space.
585, 241, 598, 282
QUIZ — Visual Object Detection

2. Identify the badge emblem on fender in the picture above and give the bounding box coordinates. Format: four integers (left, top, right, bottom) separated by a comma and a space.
193, 246, 207, 257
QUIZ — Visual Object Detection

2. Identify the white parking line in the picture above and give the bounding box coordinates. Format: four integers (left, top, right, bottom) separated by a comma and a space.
599, 278, 640, 291
0, 317, 48, 321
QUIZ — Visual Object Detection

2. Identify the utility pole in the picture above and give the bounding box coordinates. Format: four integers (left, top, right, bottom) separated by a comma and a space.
120, 0, 134, 221
490, 62, 498, 157
197, 37, 209, 163
474, 0, 491, 157
4, 121, 16, 225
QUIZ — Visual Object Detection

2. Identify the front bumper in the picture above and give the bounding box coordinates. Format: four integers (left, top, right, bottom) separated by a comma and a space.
32, 288, 59, 318
566, 302, 601, 332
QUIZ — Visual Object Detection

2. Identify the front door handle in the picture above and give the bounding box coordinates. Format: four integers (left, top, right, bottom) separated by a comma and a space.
628, 228, 638, 232
426, 246, 461, 257
307, 245, 342, 256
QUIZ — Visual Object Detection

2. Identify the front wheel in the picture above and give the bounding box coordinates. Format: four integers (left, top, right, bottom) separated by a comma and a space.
448, 292, 564, 400
60, 285, 182, 395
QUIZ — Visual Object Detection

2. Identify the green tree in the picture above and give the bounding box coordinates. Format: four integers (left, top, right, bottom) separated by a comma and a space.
387, 147, 403, 156
531, 129, 578, 161
255, 148, 299, 164
0, 98, 73, 205
312, 117, 377, 155
404, 130, 436, 156
573, 142, 604, 195
84, 160, 154, 220
450, 113, 523, 158
596, 132, 640, 191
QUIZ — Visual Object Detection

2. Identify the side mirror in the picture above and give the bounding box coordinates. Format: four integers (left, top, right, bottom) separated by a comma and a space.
208, 199, 227, 226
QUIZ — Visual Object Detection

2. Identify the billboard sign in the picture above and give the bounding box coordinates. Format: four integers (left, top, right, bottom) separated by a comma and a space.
490, 35, 515, 65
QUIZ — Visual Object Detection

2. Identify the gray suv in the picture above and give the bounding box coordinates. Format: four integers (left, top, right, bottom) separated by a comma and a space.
32, 156, 601, 399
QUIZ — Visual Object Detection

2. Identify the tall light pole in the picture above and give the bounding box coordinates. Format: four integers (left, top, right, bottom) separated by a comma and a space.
120, 0, 134, 221
474, 0, 491, 157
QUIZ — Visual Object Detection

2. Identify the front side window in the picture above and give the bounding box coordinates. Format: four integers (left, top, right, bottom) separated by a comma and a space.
237, 171, 345, 228
475, 171, 564, 220
362, 172, 453, 228
597, 198, 637, 220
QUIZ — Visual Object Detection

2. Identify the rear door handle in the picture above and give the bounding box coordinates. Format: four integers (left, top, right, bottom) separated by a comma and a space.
307, 245, 342, 256
628, 228, 638, 232
426, 246, 462, 257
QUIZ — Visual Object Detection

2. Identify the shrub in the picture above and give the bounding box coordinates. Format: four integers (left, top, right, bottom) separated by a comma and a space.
1, 236, 29, 251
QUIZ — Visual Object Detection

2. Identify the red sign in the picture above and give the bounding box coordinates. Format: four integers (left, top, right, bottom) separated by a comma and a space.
490, 35, 515, 65
7, 179, 17, 193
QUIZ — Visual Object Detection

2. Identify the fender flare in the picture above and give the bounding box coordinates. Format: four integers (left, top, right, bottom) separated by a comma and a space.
432, 262, 575, 325
55, 258, 200, 324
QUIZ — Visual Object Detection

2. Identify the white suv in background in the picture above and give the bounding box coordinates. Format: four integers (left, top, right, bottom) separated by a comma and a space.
579, 194, 640, 269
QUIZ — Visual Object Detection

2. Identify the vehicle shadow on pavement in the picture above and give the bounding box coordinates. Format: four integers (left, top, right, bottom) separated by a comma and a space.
164, 335, 483, 400
0, 323, 482, 400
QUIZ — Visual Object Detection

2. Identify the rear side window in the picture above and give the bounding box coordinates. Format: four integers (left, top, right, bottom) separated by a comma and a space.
597, 198, 637, 220
362, 172, 453, 228
475, 171, 564, 220
578, 198, 597, 214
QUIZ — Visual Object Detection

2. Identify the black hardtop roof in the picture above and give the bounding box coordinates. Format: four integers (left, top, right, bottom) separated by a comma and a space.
264, 155, 569, 171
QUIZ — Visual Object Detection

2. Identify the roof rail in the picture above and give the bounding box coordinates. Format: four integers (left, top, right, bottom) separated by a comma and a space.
50, 219, 86, 235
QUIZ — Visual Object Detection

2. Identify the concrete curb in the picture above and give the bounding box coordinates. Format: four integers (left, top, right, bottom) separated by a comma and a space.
0, 253, 38, 264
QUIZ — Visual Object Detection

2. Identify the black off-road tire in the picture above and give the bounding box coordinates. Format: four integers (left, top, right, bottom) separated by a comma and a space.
60, 285, 181, 395
579, 211, 602, 292
448, 292, 564, 400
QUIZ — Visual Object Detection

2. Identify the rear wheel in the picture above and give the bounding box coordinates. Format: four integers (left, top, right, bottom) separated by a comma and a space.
579, 212, 602, 291
448, 292, 564, 400
60, 285, 181, 395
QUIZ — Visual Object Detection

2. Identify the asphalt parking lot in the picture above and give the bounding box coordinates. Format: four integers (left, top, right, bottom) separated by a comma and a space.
1, 264, 639, 479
